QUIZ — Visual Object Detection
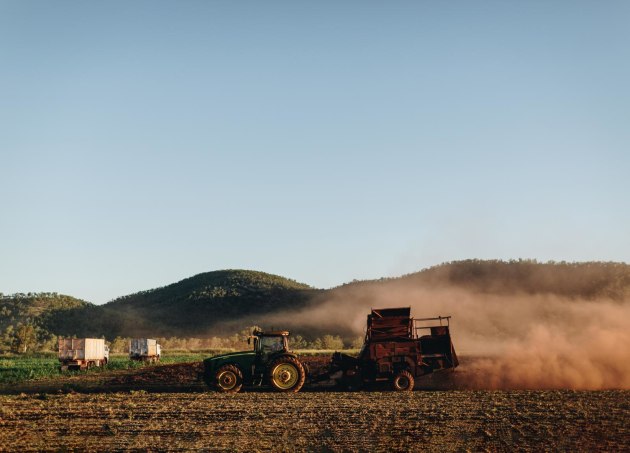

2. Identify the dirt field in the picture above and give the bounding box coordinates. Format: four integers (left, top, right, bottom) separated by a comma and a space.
0, 362, 207, 394
1, 358, 628, 451
0, 390, 627, 451
0, 357, 479, 394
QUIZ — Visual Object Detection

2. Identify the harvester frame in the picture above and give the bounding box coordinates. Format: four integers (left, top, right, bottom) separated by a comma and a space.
329, 307, 458, 391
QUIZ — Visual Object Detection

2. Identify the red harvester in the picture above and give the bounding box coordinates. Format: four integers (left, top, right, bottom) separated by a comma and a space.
326, 307, 459, 391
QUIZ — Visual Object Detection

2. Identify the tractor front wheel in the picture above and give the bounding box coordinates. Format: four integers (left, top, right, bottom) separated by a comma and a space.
215, 365, 243, 393
268, 356, 305, 392
392, 370, 414, 391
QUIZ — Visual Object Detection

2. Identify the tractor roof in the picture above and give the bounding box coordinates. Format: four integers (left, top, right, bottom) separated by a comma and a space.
253, 330, 290, 337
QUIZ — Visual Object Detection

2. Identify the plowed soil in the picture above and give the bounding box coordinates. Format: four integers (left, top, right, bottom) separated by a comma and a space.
0, 362, 207, 394
0, 391, 627, 451
0, 355, 599, 394
0, 356, 344, 394
107, 362, 205, 388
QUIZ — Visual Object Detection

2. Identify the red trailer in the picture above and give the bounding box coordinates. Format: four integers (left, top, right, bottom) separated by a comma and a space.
329, 307, 458, 391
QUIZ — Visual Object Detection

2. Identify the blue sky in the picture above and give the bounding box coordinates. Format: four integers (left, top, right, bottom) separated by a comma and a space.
1, 1, 629, 303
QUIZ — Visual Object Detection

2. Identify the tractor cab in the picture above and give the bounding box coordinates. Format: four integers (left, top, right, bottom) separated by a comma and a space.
251, 330, 290, 356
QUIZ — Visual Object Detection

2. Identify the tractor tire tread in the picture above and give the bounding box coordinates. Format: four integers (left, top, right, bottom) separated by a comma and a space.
214, 364, 243, 393
267, 356, 306, 393
392, 369, 414, 392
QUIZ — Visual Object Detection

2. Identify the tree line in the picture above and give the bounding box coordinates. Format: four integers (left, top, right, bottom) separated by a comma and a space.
0, 319, 362, 354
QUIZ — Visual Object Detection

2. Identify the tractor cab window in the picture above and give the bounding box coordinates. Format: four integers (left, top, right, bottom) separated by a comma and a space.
258, 336, 285, 354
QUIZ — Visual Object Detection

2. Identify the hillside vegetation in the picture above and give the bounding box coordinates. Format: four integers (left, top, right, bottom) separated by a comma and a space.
0, 293, 91, 353
97, 270, 319, 337
412, 259, 630, 300
2, 261, 629, 353
1, 270, 319, 352
351, 259, 630, 301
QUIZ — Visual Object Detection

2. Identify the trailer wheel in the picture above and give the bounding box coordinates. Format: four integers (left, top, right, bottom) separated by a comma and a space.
215, 365, 243, 393
392, 370, 414, 391
268, 356, 305, 392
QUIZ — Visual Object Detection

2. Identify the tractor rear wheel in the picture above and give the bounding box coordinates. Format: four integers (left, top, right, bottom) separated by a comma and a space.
268, 356, 305, 392
215, 365, 243, 393
392, 370, 414, 391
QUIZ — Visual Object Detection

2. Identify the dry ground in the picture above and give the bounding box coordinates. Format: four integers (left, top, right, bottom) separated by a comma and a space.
0, 362, 207, 394
0, 357, 462, 394
0, 390, 627, 452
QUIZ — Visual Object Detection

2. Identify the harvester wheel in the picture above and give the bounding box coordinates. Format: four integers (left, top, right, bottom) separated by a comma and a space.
215, 365, 243, 393
268, 356, 305, 392
392, 370, 414, 391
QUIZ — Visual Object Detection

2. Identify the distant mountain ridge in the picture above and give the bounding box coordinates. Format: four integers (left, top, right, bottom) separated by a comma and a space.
2, 260, 630, 344
97, 269, 319, 337
348, 260, 630, 301
0, 292, 90, 331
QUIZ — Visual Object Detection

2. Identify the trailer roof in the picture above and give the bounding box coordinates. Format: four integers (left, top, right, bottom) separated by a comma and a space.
371, 307, 411, 318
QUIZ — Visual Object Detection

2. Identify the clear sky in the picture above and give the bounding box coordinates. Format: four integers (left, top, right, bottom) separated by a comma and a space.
1, 1, 629, 304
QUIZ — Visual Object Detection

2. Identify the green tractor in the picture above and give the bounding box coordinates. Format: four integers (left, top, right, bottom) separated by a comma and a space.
203, 330, 306, 393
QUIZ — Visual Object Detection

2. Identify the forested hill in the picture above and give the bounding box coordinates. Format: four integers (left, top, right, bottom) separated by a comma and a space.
2, 261, 630, 351
96, 270, 319, 337
0, 293, 92, 352
0, 270, 319, 351
0, 292, 91, 329
350, 260, 630, 301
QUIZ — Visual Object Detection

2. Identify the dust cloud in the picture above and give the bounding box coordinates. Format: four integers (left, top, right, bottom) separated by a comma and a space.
265, 282, 630, 389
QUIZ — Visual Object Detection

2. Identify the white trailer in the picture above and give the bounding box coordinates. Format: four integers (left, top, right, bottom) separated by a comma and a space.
130, 338, 161, 363
58, 338, 109, 371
